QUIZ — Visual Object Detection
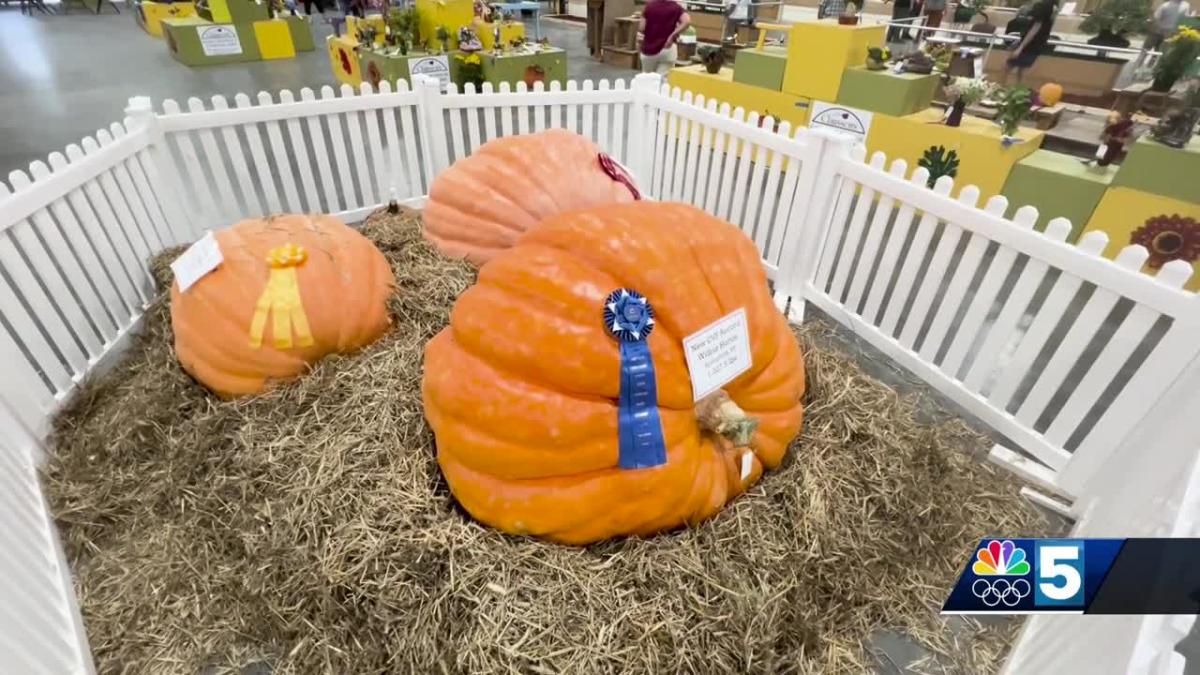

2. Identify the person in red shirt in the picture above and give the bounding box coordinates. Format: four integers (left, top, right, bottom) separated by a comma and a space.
639, 0, 691, 75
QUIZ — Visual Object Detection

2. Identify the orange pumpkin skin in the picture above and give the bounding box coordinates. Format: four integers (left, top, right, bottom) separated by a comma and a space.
422, 129, 638, 266
1039, 83, 1063, 107
170, 214, 395, 398
422, 202, 804, 544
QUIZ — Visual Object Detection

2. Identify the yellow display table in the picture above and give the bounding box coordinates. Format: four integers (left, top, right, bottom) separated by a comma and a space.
865, 109, 1044, 199
136, 0, 197, 37
477, 20, 525, 51
782, 22, 885, 102
1081, 187, 1200, 292
667, 65, 812, 129
417, 0, 473, 49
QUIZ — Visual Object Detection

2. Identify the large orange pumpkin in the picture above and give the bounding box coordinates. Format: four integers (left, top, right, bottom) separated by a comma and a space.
422, 129, 640, 266
170, 214, 395, 398
422, 202, 805, 544
1039, 82, 1063, 107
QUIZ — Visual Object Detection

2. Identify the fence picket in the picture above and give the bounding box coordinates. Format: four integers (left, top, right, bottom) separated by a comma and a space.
499, 82, 515, 137
742, 139, 769, 244
516, 82, 531, 135
80, 139, 159, 278
209, 96, 263, 216
597, 80, 611, 154
582, 80, 596, 141
272, 90, 320, 211
321, 86, 357, 212
96, 130, 168, 256
827, 152, 888, 302
988, 232, 1110, 410
941, 205, 1037, 378
186, 97, 241, 223
765, 154, 802, 266
465, 90, 484, 153
842, 158, 903, 313
1015, 244, 1149, 430
373, 83, 407, 202
357, 85, 391, 204
897, 183, 975, 350
723, 109, 755, 224
917, 192, 1000, 364
298, 89, 338, 212
60, 146, 151, 303
231, 94, 285, 214
702, 107, 727, 214
0, 228, 89, 375
859, 166, 925, 324
565, 80, 578, 133
161, 99, 219, 227
338, 86, 375, 207
120, 147, 174, 249
965, 219, 1072, 393
16, 167, 115, 341
611, 81, 627, 164
448, 96, 467, 165
668, 95, 690, 201
396, 96, 423, 196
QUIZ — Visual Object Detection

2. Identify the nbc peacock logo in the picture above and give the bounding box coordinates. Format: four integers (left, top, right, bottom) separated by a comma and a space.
973, 540, 1031, 576
970, 540, 1032, 608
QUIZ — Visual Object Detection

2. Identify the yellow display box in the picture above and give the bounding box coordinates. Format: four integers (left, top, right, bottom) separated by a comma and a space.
1082, 186, 1200, 291
138, 0, 196, 37
667, 65, 812, 129
329, 35, 362, 87
477, 20, 525, 51
865, 109, 1044, 200
782, 21, 885, 102
345, 14, 387, 46
417, 0, 473, 50
254, 19, 296, 60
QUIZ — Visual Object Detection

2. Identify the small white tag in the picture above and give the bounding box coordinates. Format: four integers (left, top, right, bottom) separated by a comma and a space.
171, 231, 223, 293
740, 451, 753, 480
682, 308, 753, 402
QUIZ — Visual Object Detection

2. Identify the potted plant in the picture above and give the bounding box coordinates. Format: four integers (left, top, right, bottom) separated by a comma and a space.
698, 45, 725, 74
918, 145, 961, 187
1151, 27, 1200, 92
943, 77, 992, 126
901, 50, 935, 74
953, 0, 993, 32
865, 46, 891, 70
436, 25, 450, 53
1079, 0, 1150, 48
839, 1, 860, 25
994, 84, 1033, 139
1151, 82, 1200, 147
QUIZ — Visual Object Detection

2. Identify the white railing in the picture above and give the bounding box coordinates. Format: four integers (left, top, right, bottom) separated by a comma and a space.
0, 73, 1195, 675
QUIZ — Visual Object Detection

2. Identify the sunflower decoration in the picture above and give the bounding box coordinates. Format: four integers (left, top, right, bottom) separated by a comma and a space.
1130, 214, 1200, 269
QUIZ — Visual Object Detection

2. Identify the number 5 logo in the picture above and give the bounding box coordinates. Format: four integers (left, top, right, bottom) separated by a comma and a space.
1034, 540, 1085, 607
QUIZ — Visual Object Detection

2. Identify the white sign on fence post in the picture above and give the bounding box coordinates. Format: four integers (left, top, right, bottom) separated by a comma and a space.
809, 102, 873, 144
198, 26, 242, 56
410, 56, 452, 92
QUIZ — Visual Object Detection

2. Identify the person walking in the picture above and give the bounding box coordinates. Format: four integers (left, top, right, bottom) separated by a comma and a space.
1146, 0, 1193, 51
1003, 0, 1057, 83
639, 0, 691, 75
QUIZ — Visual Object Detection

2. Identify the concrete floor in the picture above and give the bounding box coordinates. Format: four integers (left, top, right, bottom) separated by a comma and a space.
0, 9, 629, 177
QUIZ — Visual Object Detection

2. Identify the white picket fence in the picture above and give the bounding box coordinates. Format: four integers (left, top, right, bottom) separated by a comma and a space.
0, 73, 1195, 675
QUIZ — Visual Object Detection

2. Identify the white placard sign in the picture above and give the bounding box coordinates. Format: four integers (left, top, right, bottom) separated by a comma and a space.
683, 308, 752, 402
740, 450, 753, 480
410, 55, 452, 92
809, 101, 874, 144
171, 231, 224, 292
198, 25, 242, 57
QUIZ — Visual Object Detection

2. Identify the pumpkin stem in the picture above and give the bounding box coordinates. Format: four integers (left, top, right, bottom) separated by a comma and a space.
695, 390, 758, 447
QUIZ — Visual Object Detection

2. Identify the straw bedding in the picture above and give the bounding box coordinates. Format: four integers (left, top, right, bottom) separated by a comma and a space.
45, 207, 1050, 675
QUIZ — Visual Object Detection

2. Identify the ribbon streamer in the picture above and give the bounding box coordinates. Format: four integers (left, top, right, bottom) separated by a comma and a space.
598, 153, 642, 201
249, 243, 315, 350
604, 289, 667, 469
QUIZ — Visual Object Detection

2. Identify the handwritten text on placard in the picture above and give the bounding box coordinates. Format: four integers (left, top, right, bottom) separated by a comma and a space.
683, 308, 752, 401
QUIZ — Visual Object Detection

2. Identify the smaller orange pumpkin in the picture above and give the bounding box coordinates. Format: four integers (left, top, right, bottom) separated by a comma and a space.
170, 214, 395, 398
421, 129, 640, 266
1039, 82, 1063, 107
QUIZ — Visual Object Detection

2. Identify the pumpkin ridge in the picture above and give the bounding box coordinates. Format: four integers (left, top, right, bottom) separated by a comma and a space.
452, 159, 541, 233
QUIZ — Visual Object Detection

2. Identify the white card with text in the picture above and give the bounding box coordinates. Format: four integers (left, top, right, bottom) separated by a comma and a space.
171, 231, 223, 293
683, 308, 752, 402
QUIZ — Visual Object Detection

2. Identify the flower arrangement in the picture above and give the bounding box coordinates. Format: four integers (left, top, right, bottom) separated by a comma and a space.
1152, 27, 1200, 92
455, 51, 485, 90
945, 76, 992, 106
1079, 0, 1150, 48
698, 45, 725, 74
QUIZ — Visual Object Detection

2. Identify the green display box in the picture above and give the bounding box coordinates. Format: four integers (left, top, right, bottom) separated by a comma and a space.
476, 48, 567, 88
836, 66, 938, 117
1112, 135, 1199, 206
359, 49, 454, 88
164, 18, 261, 66
732, 46, 787, 92
1001, 149, 1116, 241
283, 14, 315, 52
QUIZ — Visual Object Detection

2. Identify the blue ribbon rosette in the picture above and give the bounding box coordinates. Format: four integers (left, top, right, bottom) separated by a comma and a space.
604, 289, 668, 470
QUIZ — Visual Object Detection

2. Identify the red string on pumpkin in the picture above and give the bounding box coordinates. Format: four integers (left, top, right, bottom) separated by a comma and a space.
598, 153, 642, 201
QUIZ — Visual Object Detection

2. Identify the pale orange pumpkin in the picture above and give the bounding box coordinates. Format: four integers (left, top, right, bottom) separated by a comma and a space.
1039, 82, 1063, 107
422, 129, 640, 266
170, 214, 395, 398
422, 202, 805, 544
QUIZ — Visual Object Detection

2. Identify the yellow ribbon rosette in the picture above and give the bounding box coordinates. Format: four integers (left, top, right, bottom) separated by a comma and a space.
249, 243, 315, 349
